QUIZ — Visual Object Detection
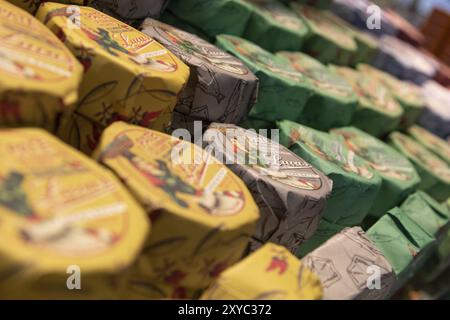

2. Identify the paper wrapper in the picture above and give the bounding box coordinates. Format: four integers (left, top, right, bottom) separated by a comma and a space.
167, 0, 253, 38
277, 52, 358, 131
331, 65, 403, 138
36, 3, 190, 154
242, 0, 309, 52
277, 120, 381, 226
331, 127, 420, 219
93, 122, 259, 299
367, 208, 435, 289
0, 128, 149, 299
372, 36, 436, 86
141, 18, 259, 125
304, 227, 397, 300
239, 116, 276, 131
418, 81, 450, 140
290, 4, 357, 65
389, 132, 450, 202
203, 123, 332, 253
216, 34, 312, 123
200, 243, 323, 300
159, 10, 213, 42
408, 125, 450, 166
7, 1, 170, 25
0, 1, 83, 131
400, 191, 450, 241
296, 219, 345, 257
357, 64, 424, 129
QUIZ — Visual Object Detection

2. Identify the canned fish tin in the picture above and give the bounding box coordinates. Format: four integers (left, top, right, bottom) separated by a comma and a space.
0, 1, 83, 131
216, 34, 312, 123
242, 0, 309, 52
140, 18, 259, 126
93, 122, 259, 299
278, 51, 358, 131
203, 123, 332, 253
277, 120, 381, 227
0, 127, 149, 299
331, 65, 404, 137
389, 131, 450, 202
331, 127, 420, 219
200, 243, 323, 300
36, 3, 190, 154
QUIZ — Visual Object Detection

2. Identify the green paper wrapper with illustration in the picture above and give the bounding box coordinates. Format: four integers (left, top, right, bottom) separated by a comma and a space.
408, 125, 450, 166
277, 120, 381, 227
331, 127, 420, 219
332, 65, 404, 137
367, 207, 435, 289
290, 4, 357, 65
278, 52, 358, 131
216, 35, 312, 123
242, 0, 309, 52
389, 132, 450, 202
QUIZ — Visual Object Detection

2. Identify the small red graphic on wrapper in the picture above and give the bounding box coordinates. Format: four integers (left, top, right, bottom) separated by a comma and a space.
266, 255, 288, 275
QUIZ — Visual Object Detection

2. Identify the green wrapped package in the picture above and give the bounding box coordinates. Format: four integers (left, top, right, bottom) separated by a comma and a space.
242, 0, 309, 52
358, 64, 424, 128
167, 0, 253, 37
296, 219, 345, 257
159, 11, 213, 42
290, 4, 357, 65
331, 66, 404, 137
400, 191, 450, 241
277, 120, 382, 226
216, 35, 312, 122
278, 52, 358, 130
408, 125, 450, 166
331, 127, 420, 219
367, 207, 435, 288
239, 116, 276, 131
294, 0, 332, 9
389, 132, 450, 202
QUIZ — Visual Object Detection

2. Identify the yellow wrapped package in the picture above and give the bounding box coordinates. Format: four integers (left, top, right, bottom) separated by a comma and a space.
35, 3, 190, 154
0, 0, 83, 131
6, 1, 90, 14
0, 128, 149, 299
93, 122, 259, 299
200, 243, 323, 300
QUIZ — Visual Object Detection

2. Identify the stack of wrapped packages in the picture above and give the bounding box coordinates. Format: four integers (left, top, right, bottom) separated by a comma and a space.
1, 0, 450, 300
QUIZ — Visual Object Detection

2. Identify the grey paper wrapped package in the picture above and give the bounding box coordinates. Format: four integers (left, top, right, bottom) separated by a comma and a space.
304, 227, 397, 300
203, 123, 333, 253
141, 19, 259, 125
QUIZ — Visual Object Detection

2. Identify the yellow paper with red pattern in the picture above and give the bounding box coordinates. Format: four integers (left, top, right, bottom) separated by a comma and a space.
0, 128, 149, 299
35, 3, 190, 153
0, 0, 83, 130
200, 243, 323, 300
93, 122, 259, 299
